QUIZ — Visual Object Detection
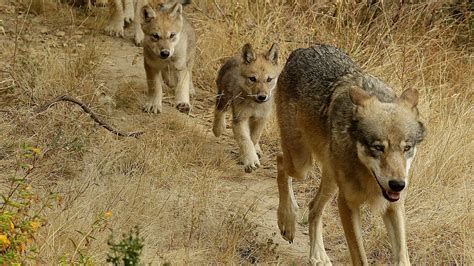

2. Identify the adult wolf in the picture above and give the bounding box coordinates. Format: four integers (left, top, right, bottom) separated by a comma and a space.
213, 43, 279, 173
276, 44, 426, 265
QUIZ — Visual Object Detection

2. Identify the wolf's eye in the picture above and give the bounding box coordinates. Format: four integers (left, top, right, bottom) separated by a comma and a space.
371, 145, 385, 152
266, 77, 273, 83
404, 145, 412, 152
170, 33, 176, 39
248, 76, 257, 82
151, 33, 160, 41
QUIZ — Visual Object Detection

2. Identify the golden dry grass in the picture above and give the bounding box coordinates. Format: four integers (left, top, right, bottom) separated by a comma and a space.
0, 0, 473, 264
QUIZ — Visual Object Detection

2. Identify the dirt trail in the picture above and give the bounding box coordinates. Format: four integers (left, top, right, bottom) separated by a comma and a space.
96, 30, 313, 263
92, 27, 316, 264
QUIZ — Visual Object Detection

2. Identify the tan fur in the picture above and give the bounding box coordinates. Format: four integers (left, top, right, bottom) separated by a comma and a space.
140, 2, 196, 114
276, 45, 425, 265
105, 0, 190, 45
213, 43, 279, 173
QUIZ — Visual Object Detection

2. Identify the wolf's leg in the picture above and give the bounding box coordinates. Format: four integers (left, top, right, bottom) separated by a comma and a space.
338, 195, 368, 266
233, 117, 259, 173
123, 0, 134, 24
105, 0, 125, 37
213, 92, 229, 137
309, 166, 337, 265
133, 0, 145, 46
143, 65, 163, 114
175, 69, 191, 114
383, 204, 410, 265
249, 117, 268, 158
276, 140, 312, 243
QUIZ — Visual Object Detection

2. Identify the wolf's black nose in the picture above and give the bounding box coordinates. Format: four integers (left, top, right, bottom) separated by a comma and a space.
160, 50, 170, 59
388, 180, 405, 192
257, 95, 268, 102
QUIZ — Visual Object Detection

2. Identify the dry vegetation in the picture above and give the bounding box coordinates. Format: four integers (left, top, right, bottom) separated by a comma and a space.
0, 0, 472, 264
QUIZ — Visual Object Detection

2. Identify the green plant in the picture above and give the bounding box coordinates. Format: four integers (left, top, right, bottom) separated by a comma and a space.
106, 226, 144, 266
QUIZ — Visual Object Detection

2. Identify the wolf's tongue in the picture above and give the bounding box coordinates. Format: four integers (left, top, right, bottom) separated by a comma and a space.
386, 191, 401, 200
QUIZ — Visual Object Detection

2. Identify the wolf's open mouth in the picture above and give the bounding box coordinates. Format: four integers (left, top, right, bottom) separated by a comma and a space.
371, 171, 401, 202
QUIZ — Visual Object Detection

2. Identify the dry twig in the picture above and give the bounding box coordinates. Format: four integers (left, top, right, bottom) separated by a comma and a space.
35, 95, 144, 138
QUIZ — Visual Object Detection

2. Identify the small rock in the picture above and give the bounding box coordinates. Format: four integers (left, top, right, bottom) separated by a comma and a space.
56, 31, 65, 37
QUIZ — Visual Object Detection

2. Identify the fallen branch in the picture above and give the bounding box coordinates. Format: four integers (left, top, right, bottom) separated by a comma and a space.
35, 95, 144, 138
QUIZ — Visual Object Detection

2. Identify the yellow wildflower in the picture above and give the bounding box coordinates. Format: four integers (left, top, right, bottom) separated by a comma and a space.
9, 221, 14, 231
30, 147, 41, 155
30, 221, 41, 231
104, 211, 113, 218
0, 234, 10, 247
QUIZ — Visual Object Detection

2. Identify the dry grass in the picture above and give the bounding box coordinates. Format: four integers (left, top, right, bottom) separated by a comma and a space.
0, 0, 472, 264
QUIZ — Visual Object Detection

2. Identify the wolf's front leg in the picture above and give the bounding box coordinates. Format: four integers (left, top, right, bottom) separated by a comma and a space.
133, 0, 145, 46
105, 0, 125, 37
233, 117, 260, 173
383, 204, 410, 265
174, 69, 191, 114
338, 195, 368, 266
143, 65, 163, 114
250, 117, 267, 158
123, 0, 134, 24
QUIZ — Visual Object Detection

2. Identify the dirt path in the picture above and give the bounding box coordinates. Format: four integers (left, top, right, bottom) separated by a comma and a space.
96, 30, 314, 263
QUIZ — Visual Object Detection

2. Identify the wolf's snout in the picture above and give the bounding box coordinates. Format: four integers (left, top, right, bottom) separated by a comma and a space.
388, 180, 405, 192
160, 50, 170, 59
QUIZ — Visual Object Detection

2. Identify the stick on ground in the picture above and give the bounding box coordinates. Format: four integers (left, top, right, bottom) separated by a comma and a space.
35, 95, 144, 138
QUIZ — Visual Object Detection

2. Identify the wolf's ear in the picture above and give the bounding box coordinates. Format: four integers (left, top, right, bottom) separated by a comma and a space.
168, 2, 183, 17
242, 43, 256, 64
398, 88, 419, 109
266, 43, 279, 65
349, 86, 372, 107
142, 5, 156, 23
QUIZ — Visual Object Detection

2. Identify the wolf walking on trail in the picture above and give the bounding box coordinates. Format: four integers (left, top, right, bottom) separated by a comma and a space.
275, 44, 426, 265
213, 43, 279, 173
139, 1, 196, 114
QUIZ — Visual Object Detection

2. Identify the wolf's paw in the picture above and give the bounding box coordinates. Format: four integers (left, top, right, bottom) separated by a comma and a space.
309, 254, 332, 266
240, 152, 260, 173
105, 20, 124, 37
143, 102, 162, 114
255, 144, 262, 159
134, 30, 145, 46
176, 102, 191, 114
124, 11, 134, 25
277, 203, 297, 243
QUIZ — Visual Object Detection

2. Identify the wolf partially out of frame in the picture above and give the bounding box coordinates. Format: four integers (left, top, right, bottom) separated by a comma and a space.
276, 44, 426, 265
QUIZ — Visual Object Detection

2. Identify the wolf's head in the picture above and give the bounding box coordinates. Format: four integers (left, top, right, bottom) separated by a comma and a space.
141, 2, 184, 59
349, 87, 426, 202
238, 43, 280, 103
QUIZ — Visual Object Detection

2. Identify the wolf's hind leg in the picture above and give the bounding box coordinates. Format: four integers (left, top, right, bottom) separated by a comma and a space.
122, 0, 134, 24
309, 165, 337, 265
383, 205, 410, 265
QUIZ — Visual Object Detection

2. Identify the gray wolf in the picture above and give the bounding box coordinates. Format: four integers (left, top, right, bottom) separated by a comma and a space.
275, 44, 426, 265
213, 43, 279, 173
105, 0, 191, 46
139, 1, 196, 114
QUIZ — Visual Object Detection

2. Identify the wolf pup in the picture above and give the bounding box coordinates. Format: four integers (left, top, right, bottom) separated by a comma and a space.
276, 44, 425, 265
213, 43, 279, 173
139, 2, 196, 114
105, 0, 191, 46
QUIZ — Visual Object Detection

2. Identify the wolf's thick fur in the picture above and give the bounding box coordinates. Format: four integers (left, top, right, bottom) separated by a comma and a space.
213, 43, 279, 173
276, 44, 425, 265
138, 2, 195, 114
105, 0, 190, 46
